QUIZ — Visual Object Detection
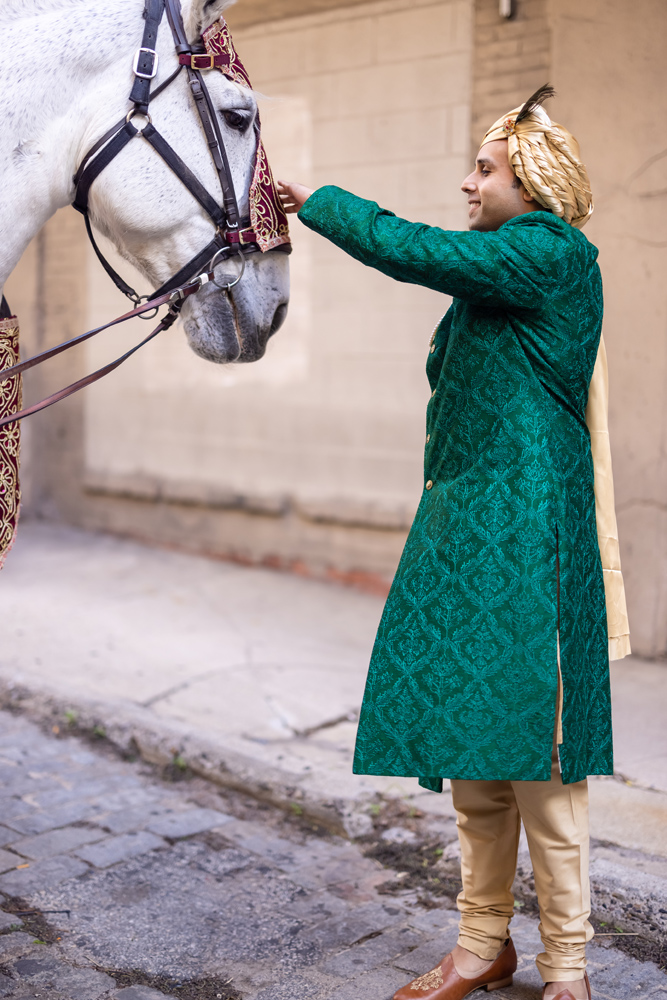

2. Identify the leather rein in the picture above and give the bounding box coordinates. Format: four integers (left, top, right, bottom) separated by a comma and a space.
0, 0, 286, 429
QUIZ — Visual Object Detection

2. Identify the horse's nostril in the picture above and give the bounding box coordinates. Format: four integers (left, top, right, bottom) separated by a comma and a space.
269, 302, 288, 337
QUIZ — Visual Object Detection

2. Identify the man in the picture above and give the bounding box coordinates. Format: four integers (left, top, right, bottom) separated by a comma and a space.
278, 85, 630, 1000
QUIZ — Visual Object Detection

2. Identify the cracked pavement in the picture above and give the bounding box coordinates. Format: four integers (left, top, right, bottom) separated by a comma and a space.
1, 523, 667, 845
0, 711, 665, 999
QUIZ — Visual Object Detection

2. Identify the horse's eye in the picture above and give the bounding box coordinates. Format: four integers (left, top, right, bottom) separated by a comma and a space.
223, 110, 250, 133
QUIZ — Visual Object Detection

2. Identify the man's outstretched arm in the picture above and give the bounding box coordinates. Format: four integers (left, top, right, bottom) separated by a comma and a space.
279, 182, 574, 313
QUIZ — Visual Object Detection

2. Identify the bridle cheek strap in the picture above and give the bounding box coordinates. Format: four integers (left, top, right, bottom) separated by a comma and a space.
141, 123, 225, 228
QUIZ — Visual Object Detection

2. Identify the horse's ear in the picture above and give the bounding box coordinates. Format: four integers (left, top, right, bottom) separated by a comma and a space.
185, 0, 237, 36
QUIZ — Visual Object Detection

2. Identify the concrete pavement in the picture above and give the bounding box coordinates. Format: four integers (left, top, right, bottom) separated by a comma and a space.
0, 710, 665, 1000
0, 522, 666, 949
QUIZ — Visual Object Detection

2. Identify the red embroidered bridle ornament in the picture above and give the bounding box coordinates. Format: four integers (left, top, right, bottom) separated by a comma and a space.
0, 314, 20, 569
202, 19, 291, 255
68, 0, 292, 305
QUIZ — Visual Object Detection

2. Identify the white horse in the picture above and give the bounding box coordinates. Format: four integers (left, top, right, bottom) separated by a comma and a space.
0, 0, 289, 363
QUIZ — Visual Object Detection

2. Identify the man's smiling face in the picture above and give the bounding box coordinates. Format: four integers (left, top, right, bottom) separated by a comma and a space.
461, 139, 540, 232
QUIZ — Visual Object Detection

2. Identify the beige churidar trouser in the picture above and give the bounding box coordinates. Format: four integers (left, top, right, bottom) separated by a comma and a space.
451, 739, 592, 983
445, 337, 630, 983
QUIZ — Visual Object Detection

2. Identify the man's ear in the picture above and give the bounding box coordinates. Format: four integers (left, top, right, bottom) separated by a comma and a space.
183, 0, 236, 39
521, 186, 537, 204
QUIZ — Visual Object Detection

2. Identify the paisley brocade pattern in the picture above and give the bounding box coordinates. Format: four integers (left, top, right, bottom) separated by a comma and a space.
202, 17, 252, 90
202, 18, 291, 253
0, 317, 21, 570
299, 188, 611, 786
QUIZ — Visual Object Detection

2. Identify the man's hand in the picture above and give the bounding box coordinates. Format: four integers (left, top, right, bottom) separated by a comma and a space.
278, 181, 314, 214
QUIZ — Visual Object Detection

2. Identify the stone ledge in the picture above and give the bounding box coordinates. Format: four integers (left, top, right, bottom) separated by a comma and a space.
83, 471, 288, 518
0, 676, 379, 841
83, 470, 415, 530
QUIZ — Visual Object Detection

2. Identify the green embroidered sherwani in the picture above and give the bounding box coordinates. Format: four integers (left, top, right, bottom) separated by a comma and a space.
299, 186, 611, 787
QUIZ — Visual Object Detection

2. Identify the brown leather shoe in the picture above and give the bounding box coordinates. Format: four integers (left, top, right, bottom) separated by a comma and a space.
393, 938, 517, 1000
542, 973, 591, 1000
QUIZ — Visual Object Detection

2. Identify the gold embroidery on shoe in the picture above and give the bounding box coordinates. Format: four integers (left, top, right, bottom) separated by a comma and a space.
410, 966, 444, 991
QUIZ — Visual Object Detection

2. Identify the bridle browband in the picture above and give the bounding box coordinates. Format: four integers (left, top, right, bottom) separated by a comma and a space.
0, 0, 290, 428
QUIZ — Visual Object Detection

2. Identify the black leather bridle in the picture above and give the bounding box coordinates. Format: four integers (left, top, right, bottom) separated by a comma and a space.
73, 0, 283, 304
0, 0, 290, 428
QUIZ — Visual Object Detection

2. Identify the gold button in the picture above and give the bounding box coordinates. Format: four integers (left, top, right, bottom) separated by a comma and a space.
430, 344, 436, 354
431, 390, 436, 398
426, 480, 433, 490
426, 434, 431, 443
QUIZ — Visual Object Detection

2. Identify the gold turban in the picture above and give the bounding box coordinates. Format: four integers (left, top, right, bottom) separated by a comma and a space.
481, 87, 593, 229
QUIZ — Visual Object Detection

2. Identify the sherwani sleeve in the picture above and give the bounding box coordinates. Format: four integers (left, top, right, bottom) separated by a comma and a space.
298, 186, 574, 310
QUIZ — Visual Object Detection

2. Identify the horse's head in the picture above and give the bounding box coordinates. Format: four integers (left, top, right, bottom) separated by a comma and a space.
82, 0, 289, 364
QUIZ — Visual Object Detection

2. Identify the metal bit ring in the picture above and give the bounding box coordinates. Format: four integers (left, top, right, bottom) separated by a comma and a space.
210, 247, 246, 291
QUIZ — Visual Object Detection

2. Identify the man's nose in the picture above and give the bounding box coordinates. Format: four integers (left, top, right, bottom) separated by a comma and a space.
461, 173, 476, 193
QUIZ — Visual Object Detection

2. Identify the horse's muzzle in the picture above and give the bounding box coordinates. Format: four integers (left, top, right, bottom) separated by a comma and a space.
182, 281, 288, 365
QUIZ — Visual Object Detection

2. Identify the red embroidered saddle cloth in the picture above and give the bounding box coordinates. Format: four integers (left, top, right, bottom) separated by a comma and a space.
0, 315, 21, 569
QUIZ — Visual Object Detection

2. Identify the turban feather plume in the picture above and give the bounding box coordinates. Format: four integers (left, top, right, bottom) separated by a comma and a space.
481, 84, 594, 229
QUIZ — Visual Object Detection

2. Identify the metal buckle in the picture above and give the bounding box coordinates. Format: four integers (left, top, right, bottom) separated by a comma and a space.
191, 54, 216, 70
169, 277, 199, 305
167, 272, 214, 306
133, 47, 159, 80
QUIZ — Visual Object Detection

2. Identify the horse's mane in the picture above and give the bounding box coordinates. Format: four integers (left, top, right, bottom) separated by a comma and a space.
0, 0, 237, 21
0, 0, 83, 14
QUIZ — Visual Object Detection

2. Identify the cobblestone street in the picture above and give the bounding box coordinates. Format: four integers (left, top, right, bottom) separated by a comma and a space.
0, 711, 664, 1000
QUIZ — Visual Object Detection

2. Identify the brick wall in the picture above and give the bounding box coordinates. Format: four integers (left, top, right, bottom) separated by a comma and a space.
471, 0, 550, 155
470, 0, 667, 657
